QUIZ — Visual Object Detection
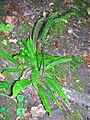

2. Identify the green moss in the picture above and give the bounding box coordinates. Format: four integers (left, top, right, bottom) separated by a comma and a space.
0, 0, 4, 9
70, 111, 83, 120
50, 21, 65, 37
17, 22, 32, 38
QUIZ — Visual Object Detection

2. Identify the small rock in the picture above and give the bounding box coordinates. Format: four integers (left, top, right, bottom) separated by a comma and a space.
31, 104, 46, 119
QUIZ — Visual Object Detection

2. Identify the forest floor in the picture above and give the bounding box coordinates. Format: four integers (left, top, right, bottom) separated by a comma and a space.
0, 0, 90, 120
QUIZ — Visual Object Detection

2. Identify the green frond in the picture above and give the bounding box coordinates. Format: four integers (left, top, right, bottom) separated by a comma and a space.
13, 79, 31, 98
45, 69, 56, 77
40, 12, 62, 44
48, 12, 61, 20
18, 63, 31, 69
40, 19, 53, 44
54, 65, 64, 73
21, 37, 27, 47
27, 37, 36, 59
44, 53, 60, 60
44, 82, 62, 109
44, 58, 72, 70
37, 84, 51, 115
2, 68, 23, 74
33, 17, 45, 42
53, 17, 67, 23
13, 55, 30, 59
31, 69, 40, 88
0, 52, 19, 65
20, 48, 28, 56
45, 77, 70, 105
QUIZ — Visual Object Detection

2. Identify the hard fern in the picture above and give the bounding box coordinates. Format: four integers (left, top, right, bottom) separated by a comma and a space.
40, 12, 61, 45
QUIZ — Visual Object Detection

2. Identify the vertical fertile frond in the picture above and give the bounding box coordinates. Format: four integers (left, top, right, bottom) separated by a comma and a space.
40, 12, 61, 44
40, 19, 53, 44
48, 12, 61, 20
33, 17, 45, 42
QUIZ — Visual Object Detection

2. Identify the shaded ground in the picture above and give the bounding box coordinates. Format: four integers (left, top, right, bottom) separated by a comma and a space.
0, 0, 90, 120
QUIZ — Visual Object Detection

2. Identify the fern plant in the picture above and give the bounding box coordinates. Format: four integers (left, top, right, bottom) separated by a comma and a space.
0, 37, 71, 115
0, 12, 74, 115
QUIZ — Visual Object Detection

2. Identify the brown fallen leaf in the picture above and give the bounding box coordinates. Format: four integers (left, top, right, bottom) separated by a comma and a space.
4, 3, 11, 13
4, 16, 18, 25
28, 22, 34, 27
87, 8, 90, 15
4, 31, 9, 37
54, 41, 61, 48
23, 107, 31, 119
58, 100, 67, 112
18, 18, 24, 23
65, 0, 70, 5
16, 117, 21, 120
85, 56, 90, 63
22, 15, 28, 20
87, 64, 90, 69
12, 11, 18, 16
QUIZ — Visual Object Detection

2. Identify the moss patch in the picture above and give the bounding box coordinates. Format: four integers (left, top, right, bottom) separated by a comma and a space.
17, 22, 33, 38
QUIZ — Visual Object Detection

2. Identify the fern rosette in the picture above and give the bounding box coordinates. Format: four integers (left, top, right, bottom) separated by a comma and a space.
0, 11, 76, 115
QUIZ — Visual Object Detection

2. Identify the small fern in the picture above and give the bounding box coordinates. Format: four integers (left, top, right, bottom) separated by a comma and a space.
0, 11, 77, 115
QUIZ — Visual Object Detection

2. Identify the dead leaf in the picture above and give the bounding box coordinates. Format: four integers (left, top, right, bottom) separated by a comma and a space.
9, 39, 18, 43
82, 50, 88, 57
43, 11, 47, 17
13, 11, 18, 16
5, 16, 18, 25
65, 0, 70, 5
23, 108, 31, 119
18, 18, 24, 23
28, 22, 34, 27
87, 64, 90, 69
22, 15, 28, 20
58, 100, 67, 112
4, 31, 9, 37
54, 41, 61, 48
87, 8, 90, 15
4, 3, 11, 13
85, 56, 90, 63
16, 117, 21, 120
49, 2, 54, 6
82, 3, 86, 7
